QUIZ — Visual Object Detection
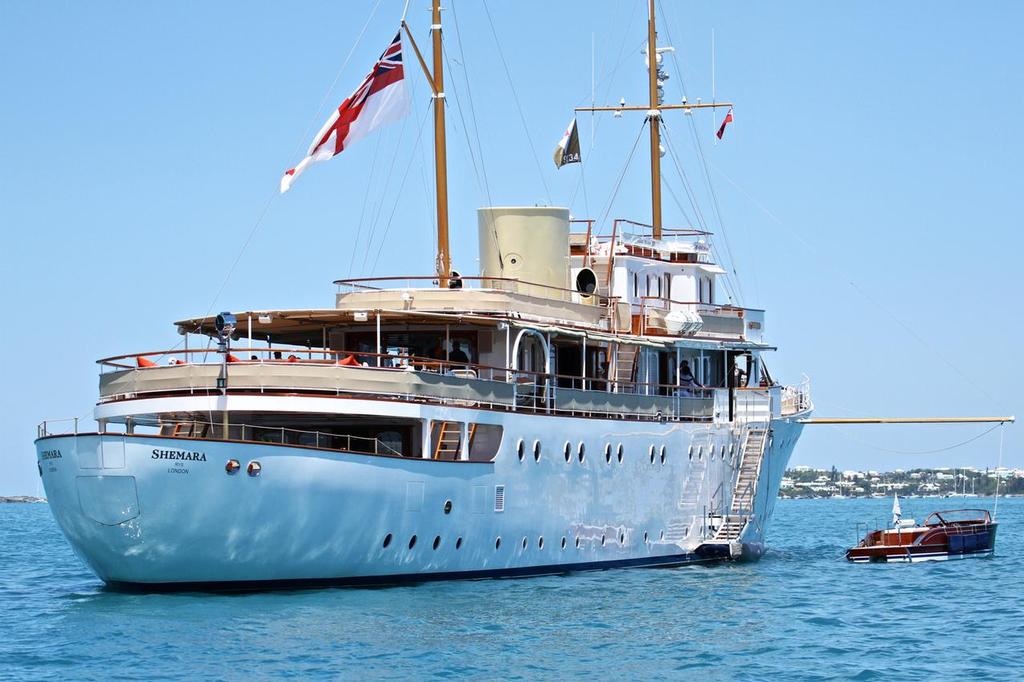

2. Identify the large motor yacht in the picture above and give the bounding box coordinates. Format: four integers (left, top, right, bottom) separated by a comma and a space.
35, 1, 812, 588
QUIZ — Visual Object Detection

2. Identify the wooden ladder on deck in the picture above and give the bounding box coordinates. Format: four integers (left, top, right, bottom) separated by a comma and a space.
613, 344, 639, 393
433, 422, 476, 460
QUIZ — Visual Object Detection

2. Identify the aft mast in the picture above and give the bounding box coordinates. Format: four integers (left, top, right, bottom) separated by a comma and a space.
403, 0, 451, 287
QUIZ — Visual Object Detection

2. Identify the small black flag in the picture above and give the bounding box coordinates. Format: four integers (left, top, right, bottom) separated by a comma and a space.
554, 118, 581, 168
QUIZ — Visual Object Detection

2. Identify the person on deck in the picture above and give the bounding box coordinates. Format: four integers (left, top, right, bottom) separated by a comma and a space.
448, 342, 470, 371
678, 360, 702, 396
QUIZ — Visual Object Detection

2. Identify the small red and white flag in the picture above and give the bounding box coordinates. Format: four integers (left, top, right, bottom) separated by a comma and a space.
281, 31, 410, 193
715, 107, 734, 140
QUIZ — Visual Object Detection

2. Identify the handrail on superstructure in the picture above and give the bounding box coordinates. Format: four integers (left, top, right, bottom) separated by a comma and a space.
333, 274, 592, 300
95, 346, 723, 398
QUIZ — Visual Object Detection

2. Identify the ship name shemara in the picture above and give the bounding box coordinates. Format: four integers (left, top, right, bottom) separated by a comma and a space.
152, 449, 207, 462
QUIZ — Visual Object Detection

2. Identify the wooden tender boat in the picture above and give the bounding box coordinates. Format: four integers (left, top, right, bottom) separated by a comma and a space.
846, 508, 997, 563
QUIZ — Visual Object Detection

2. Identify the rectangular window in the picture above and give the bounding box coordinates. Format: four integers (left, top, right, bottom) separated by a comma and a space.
469, 424, 503, 462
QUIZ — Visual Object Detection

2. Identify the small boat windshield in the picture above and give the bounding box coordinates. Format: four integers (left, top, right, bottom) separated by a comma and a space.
924, 509, 991, 526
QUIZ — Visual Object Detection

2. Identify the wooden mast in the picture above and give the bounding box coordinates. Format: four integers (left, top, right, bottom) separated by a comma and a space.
646, 0, 663, 240
576, 5, 731, 238
401, 2, 450, 287
431, 0, 451, 287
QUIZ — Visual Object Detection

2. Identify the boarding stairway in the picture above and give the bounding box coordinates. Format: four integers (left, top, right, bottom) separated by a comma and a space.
703, 423, 769, 556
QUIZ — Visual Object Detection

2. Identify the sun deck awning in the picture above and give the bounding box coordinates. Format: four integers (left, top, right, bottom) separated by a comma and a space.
174, 308, 509, 346
174, 308, 774, 351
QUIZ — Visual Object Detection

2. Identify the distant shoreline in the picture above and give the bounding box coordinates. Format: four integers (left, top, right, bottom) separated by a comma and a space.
0, 496, 47, 504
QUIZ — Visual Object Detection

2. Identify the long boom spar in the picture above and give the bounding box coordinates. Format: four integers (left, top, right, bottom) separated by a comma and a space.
799, 417, 1015, 425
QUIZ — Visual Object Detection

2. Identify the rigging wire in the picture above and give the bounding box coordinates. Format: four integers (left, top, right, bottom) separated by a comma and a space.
596, 121, 648, 228
359, 103, 415, 271
710, 163, 996, 403
449, 0, 493, 207
480, 0, 552, 205
994, 424, 1005, 519
347, 131, 385, 278
187, 0, 384, 334
443, 45, 487, 201
445, 3, 505, 271
368, 103, 435, 274
655, 2, 745, 305
825, 423, 1003, 456
661, 124, 739, 303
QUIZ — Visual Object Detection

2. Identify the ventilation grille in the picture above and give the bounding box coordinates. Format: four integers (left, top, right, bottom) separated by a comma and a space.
494, 485, 505, 512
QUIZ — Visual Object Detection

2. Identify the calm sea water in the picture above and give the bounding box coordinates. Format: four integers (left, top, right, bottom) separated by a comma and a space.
1, 497, 1020, 680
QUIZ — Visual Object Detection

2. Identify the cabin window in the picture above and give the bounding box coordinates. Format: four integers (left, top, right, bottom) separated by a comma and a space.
664, 274, 671, 301
563, 441, 572, 462
468, 424, 503, 462
632, 273, 639, 298
656, 276, 662, 299
646, 276, 651, 298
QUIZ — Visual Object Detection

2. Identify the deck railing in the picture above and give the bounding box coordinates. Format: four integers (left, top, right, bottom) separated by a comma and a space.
38, 416, 403, 457
95, 348, 719, 422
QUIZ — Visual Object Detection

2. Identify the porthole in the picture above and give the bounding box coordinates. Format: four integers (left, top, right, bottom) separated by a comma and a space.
561, 537, 567, 550
538, 536, 544, 549
432, 535, 441, 550
660, 530, 665, 541
619, 532, 625, 545
495, 537, 502, 550
729, 442, 735, 455
563, 441, 572, 463
408, 535, 417, 549
517, 439, 525, 462
533, 440, 542, 462
382, 533, 393, 548
575, 537, 581, 549
698, 445, 703, 460
616, 444, 624, 463
522, 536, 528, 550
688, 445, 694, 460
719, 445, 726, 459
577, 442, 586, 463
660, 445, 667, 465
643, 531, 649, 543
649, 445, 656, 463
455, 537, 463, 550
601, 534, 607, 547
604, 443, 612, 463
443, 499, 452, 514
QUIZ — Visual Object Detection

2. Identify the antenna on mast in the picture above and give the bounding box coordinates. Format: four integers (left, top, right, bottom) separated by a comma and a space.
577, 2, 729, 240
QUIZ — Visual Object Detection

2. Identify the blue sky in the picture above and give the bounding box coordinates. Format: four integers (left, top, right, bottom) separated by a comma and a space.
1, 1, 1020, 494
